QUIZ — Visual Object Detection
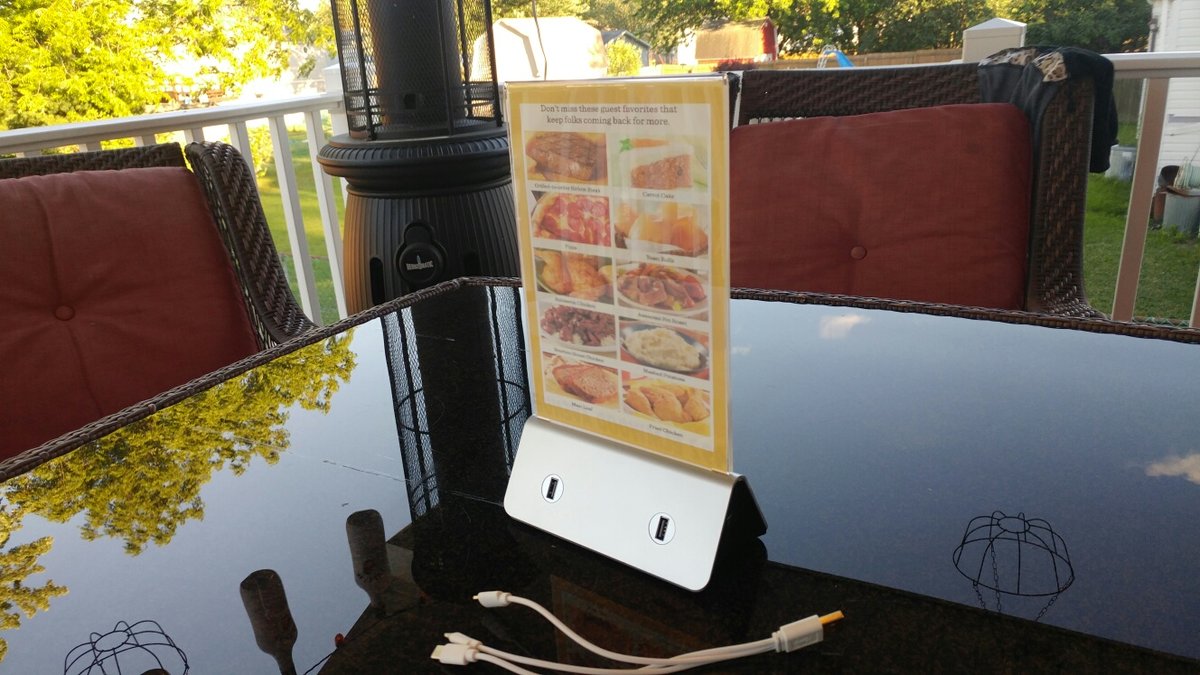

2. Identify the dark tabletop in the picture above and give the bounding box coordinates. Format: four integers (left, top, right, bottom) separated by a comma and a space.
4, 282, 1199, 673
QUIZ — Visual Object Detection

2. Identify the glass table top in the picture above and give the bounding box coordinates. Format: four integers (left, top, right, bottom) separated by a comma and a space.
3, 283, 1198, 673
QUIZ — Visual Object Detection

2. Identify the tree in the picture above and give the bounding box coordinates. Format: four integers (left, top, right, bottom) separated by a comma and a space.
0, 0, 164, 129
634, 0, 790, 55
0, 503, 67, 662
872, 0, 992, 52
1012, 0, 1150, 53
606, 40, 642, 75
492, 0, 591, 19
0, 0, 320, 130
3, 332, 356, 556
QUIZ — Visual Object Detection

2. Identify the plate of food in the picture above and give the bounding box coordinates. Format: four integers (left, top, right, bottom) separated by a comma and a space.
623, 377, 712, 433
620, 323, 708, 376
615, 263, 707, 316
531, 192, 612, 246
534, 250, 612, 302
540, 305, 616, 353
525, 132, 608, 184
616, 138, 706, 191
613, 201, 707, 257
543, 354, 619, 407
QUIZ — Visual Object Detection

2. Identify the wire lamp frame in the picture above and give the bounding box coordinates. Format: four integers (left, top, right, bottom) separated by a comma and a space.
952, 510, 1075, 621
64, 619, 189, 674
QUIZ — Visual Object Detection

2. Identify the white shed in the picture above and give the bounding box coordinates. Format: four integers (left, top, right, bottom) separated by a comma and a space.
1151, 0, 1200, 173
474, 17, 607, 84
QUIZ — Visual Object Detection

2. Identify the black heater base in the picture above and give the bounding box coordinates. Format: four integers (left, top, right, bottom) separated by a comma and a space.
318, 129, 520, 314
342, 183, 517, 312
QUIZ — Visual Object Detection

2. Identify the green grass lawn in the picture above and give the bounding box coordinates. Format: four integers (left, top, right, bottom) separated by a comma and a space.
254, 125, 344, 325
1084, 175, 1200, 323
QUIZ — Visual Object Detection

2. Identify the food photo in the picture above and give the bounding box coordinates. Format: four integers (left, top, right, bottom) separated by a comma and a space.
531, 192, 612, 246
534, 249, 612, 302
524, 132, 608, 183
543, 353, 619, 407
622, 375, 712, 435
615, 263, 707, 317
613, 200, 708, 257
619, 322, 709, 379
614, 137, 707, 191
539, 304, 617, 354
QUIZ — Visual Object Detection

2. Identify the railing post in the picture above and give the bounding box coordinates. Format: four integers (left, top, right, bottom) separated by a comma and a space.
1112, 77, 1171, 322
322, 64, 350, 141
227, 121, 254, 165
304, 109, 349, 319
268, 114, 323, 323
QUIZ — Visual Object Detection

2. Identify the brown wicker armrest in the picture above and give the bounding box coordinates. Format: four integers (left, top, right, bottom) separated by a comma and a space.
0, 143, 185, 178
185, 141, 316, 347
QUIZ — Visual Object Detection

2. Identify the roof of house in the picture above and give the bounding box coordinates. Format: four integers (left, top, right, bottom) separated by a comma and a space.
601, 30, 652, 51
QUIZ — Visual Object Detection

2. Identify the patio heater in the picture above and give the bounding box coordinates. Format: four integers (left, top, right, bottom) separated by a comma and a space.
318, 0, 518, 312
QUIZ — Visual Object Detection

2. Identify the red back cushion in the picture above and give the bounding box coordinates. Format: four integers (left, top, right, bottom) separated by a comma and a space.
731, 103, 1032, 309
0, 166, 261, 457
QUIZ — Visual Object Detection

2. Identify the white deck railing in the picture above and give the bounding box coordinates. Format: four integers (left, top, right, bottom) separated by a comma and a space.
0, 93, 348, 324
1108, 52, 1200, 326
2, 52, 1200, 326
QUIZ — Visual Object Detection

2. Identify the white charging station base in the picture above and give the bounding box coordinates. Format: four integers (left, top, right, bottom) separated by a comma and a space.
504, 417, 766, 591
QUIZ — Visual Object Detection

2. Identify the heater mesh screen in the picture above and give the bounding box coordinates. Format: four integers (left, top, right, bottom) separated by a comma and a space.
331, 0, 500, 139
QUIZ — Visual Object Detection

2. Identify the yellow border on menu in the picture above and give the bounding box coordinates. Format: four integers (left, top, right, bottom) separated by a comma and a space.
507, 77, 730, 473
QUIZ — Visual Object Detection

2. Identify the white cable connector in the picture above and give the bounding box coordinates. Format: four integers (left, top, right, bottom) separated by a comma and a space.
771, 615, 824, 653
445, 632, 483, 649
473, 590, 513, 608
431, 643, 478, 666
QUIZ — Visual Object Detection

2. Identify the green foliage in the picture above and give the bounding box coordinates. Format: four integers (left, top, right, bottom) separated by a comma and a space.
247, 125, 276, 178
0, 331, 353, 662
0, 0, 327, 130
606, 40, 643, 75
493, 0, 591, 19
1013, 0, 1150, 53
1084, 175, 1200, 323
0, 503, 67, 662
3, 334, 355, 556
635, 0, 789, 54
869, 0, 992, 52
0, 0, 163, 129
623, 0, 1148, 56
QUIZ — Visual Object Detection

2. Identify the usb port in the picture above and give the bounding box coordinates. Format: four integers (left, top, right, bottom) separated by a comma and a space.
654, 516, 670, 541
545, 477, 559, 501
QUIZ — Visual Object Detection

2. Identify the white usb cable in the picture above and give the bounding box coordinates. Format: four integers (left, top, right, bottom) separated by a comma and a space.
430, 590, 843, 673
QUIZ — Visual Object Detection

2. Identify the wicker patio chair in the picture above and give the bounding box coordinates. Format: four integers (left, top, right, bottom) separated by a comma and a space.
730, 62, 1102, 318
0, 141, 314, 458
0, 141, 313, 345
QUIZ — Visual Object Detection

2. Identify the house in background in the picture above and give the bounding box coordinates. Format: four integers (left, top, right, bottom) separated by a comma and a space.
476, 17, 607, 83
1151, 0, 1200, 174
675, 19, 778, 66
601, 30, 654, 67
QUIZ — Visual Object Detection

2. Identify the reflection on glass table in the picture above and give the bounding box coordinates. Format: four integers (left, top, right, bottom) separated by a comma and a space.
0, 280, 1198, 673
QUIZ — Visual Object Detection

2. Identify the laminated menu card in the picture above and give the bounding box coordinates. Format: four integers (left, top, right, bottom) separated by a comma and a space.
506, 76, 730, 472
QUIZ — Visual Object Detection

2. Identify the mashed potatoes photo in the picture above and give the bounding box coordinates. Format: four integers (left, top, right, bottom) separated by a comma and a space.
622, 326, 705, 373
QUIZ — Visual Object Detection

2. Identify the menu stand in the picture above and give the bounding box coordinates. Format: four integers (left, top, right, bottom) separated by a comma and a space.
505, 417, 765, 591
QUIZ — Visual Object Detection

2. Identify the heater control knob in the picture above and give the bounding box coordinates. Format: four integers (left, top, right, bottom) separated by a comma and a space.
396, 221, 445, 288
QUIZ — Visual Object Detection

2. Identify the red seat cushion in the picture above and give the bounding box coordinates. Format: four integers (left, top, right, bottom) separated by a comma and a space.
0, 166, 261, 457
731, 103, 1032, 309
